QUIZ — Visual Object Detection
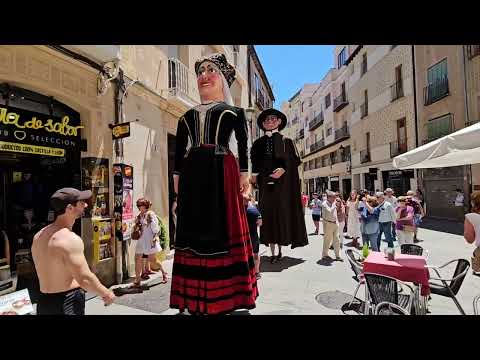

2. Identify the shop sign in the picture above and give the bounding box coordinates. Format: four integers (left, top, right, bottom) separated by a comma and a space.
388, 170, 403, 177
112, 122, 130, 140
0, 105, 82, 157
330, 176, 339, 181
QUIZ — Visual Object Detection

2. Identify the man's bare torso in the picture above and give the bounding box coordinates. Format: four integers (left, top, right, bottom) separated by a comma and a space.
32, 224, 81, 293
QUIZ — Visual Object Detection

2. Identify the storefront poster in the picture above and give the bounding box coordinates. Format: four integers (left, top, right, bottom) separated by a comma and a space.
0, 289, 33, 315
113, 164, 133, 242
0, 105, 82, 157
82, 158, 109, 218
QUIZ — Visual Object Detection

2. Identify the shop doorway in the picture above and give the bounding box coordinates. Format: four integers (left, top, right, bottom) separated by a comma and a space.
342, 178, 352, 200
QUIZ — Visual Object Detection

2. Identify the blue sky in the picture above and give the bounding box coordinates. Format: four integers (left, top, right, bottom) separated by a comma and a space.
254, 45, 335, 108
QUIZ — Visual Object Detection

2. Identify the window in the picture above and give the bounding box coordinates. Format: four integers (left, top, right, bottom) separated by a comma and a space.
337, 47, 346, 69
254, 73, 260, 98
361, 53, 367, 76
427, 58, 448, 85
327, 127, 332, 136
301, 102, 304, 113
325, 93, 331, 109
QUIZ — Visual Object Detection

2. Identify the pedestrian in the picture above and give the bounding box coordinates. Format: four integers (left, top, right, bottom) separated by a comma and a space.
251, 108, 308, 264
321, 190, 343, 261
395, 196, 416, 245
133, 198, 168, 287
406, 190, 424, 242
454, 188, 465, 219
346, 190, 362, 248
309, 193, 322, 235
464, 191, 480, 274
244, 193, 262, 279
301, 192, 309, 215
336, 194, 346, 249
384, 188, 398, 241
170, 53, 258, 315
375, 192, 396, 249
32, 188, 115, 315
360, 195, 381, 251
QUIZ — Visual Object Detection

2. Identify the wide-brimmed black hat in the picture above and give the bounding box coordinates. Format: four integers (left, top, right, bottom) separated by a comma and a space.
194, 53, 236, 87
257, 108, 288, 132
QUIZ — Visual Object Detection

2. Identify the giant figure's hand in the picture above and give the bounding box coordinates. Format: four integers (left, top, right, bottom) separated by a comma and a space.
270, 168, 286, 179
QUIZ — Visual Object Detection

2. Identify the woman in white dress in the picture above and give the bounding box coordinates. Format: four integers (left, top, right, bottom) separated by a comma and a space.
465, 191, 480, 274
134, 198, 167, 287
346, 190, 361, 248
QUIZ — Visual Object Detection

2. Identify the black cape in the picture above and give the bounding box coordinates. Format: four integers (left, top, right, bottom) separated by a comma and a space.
251, 133, 308, 249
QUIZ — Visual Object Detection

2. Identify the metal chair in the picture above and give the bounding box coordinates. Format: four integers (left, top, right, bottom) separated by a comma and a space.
474, 294, 480, 315
427, 259, 470, 315
345, 249, 369, 313
400, 244, 429, 260
374, 301, 410, 315
364, 272, 415, 315
400, 244, 423, 256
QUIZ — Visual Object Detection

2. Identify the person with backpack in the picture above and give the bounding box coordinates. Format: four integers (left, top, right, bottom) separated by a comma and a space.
406, 190, 424, 242
132, 197, 168, 287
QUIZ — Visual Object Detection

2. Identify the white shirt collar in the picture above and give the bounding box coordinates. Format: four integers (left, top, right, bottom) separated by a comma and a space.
265, 128, 279, 137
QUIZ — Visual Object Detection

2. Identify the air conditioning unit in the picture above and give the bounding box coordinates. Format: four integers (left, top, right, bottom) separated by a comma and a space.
62, 45, 121, 64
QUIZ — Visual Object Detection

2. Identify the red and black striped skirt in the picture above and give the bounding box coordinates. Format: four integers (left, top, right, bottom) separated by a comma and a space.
170, 146, 258, 315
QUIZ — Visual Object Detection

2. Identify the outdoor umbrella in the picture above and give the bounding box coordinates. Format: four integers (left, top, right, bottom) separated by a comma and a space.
392, 122, 480, 169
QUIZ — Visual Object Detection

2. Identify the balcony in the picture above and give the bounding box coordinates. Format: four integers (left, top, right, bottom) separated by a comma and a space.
334, 125, 350, 141
360, 149, 371, 164
310, 139, 325, 153
360, 102, 368, 119
296, 128, 305, 141
62, 45, 121, 63
167, 58, 199, 108
233, 50, 247, 80
291, 117, 299, 125
390, 139, 408, 158
390, 80, 404, 102
423, 114, 454, 144
308, 112, 324, 131
424, 77, 449, 106
333, 92, 349, 112
467, 45, 480, 60
256, 91, 265, 110
466, 119, 480, 127
361, 60, 367, 77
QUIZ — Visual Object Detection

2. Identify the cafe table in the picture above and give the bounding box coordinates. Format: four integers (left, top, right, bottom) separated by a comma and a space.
362, 251, 430, 315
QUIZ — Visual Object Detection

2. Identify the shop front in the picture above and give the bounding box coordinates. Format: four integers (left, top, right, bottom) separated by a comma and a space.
329, 176, 340, 193
422, 166, 468, 221
382, 169, 415, 197
0, 84, 84, 295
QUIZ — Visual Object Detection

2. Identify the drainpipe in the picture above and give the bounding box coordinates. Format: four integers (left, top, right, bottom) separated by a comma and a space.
411, 45, 421, 193
462, 45, 472, 209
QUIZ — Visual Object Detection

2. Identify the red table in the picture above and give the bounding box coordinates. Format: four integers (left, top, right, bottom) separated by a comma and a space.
363, 251, 430, 296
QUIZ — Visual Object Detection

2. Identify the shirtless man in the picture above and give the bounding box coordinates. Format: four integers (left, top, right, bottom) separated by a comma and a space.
32, 187, 115, 315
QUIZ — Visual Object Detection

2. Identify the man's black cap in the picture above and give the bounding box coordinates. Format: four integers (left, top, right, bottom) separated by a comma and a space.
50, 187, 92, 211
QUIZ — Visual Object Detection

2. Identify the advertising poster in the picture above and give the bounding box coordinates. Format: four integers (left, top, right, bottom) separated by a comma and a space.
82, 158, 109, 218
113, 164, 133, 242
0, 289, 33, 315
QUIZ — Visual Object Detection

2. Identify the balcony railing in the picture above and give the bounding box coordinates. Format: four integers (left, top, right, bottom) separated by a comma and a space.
256, 91, 265, 109
423, 114, 453, 144
466, 119, 480, 127
390, 140, 408, 158
333, 92, 349, 112
296, 128, 305, 141
334, 125, 350, 141
424, 77, 449, 106
361, 60, 367, 76
310, 139, 325, 153
390, 80, 404, 102
233, 50, 247, 79
467, 45, 480, 60
168, 58, 199, 105
308, 112, 324, 131
360, 149, 371, 164
360, 102, 368, 119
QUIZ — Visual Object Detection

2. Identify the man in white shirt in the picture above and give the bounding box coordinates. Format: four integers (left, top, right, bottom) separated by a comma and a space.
384, 188, 398, 242
321, 190, 342, 261
376, 192, 396, 249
